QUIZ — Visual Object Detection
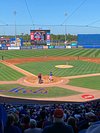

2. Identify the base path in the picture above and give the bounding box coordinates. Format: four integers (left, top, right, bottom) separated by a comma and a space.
0, 57, 100, 102
1, 60, 37, 77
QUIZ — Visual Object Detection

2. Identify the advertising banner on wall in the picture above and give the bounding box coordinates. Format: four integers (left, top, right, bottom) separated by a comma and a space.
55, 46, 66, 49
8, 46, 20, 50
66, 46, 71, 49
20, 46, 32, 49
43, 46, 48, 49
2, 47, 8, 50
48, 46, 55, 49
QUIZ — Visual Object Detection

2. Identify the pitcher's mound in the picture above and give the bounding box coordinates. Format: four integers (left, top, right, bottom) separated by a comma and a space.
55, 65, 73, 68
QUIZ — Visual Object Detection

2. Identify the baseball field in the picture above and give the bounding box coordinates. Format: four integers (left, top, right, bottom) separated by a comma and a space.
0, 48, 100, 103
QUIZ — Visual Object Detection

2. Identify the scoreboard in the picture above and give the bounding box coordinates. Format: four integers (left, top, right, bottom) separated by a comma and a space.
30, 30, 50, 45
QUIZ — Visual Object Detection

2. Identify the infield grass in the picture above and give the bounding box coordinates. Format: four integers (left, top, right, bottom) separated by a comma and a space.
17, 60, 100, 77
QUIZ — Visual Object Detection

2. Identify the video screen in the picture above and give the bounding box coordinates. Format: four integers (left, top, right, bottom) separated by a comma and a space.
30, 30, 50, 45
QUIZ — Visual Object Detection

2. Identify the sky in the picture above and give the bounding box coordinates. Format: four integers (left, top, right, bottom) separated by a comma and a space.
0, 0, 100, 35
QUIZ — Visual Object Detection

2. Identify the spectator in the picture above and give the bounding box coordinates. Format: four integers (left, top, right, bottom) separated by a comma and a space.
78, 111, 99, 133
37, 106, 48, 128
19, 105, 28, 118
86, 121, 100, 133
20, 115, 30, 133
42, 114, 53, 129
0, 104, 7, 133
85, 112, 99, 125
67, 116, 78, 133
4, 114, 21, 133
24, 119, 42, 133
42, 108, 74, 133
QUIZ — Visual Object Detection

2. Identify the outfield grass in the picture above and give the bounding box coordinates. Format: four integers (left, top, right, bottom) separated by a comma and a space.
0, 84, 80, 98
0, 49, 100, 60
0, 63, 24, 80
17, 60, 100, 77
68, 76, 100, 90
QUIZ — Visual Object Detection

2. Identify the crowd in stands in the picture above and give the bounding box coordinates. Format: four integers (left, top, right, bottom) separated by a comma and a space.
0, 100, 100, 133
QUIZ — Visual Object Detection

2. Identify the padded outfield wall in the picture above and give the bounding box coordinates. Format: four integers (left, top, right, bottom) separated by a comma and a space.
77, 34, 100, 48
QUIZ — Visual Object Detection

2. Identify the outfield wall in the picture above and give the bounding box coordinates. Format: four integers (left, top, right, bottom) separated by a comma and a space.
0, 45, 100, 50
0, 45, 72, 50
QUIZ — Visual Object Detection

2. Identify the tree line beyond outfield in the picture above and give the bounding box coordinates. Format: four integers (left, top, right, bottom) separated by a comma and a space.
1, 34, 77, 46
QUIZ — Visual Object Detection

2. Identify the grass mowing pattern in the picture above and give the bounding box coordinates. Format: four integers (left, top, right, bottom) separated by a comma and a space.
0, 84, 80, 98
0, 49, 99, 98
17, 60, 100, 77
0, 49, 100, 59
68, 76, 100, 90
0, 63, 24, 80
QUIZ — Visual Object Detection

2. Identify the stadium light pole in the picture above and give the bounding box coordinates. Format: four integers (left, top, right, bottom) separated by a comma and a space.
14, 11, 17, 46
64, 12, 67, 44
